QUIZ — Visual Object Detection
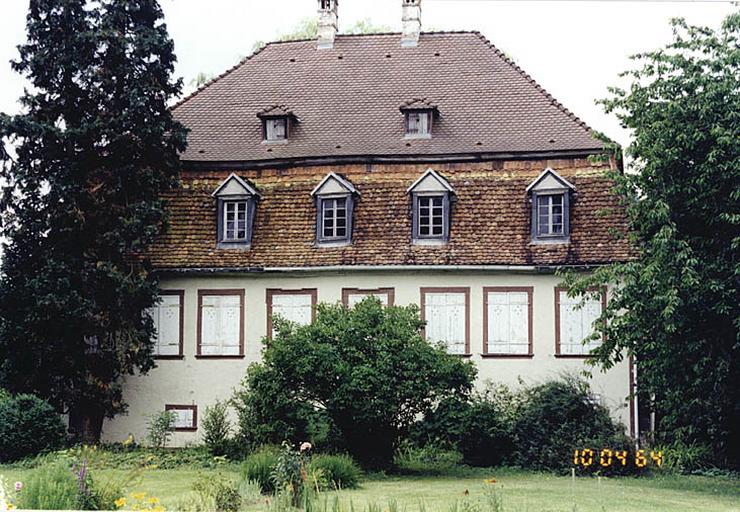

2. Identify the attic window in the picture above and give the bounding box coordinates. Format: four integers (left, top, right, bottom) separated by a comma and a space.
257, 106, 297, 143
264, 117, 288, 141
526, 168, 575, 244
211, 173, 261, 249
400, 99, 438, 139
311, 172, 359, 247
320, 0, 333, 9
407, 169, 455, 244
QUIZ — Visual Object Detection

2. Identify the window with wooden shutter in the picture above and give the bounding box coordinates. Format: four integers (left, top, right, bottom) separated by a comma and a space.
150, 291, 183, 358
342, 288, 395, 308
484, 287, 532, 356
421, 288, 470, 355
556, 288, 605, 356
165, 405, 197, 431
197, 290, 244, 357
266, 289, 317, 338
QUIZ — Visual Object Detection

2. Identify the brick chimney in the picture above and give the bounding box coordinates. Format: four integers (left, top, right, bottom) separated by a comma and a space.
401, 0, 422, 47
317, 0, 338, 49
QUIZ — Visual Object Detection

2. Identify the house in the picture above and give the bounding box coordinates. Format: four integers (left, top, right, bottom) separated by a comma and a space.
102, 0, 635, 444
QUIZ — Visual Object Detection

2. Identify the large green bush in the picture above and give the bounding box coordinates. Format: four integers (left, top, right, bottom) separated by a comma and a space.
241, 445, 280, 494
234, 297, 476, 469
202, 400, 233, 456
0, 393, 66, 462
307, 454, 362, 489
512, 377, 633, 474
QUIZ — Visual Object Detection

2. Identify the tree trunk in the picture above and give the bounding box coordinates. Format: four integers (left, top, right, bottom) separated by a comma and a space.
69, 403, 105, 445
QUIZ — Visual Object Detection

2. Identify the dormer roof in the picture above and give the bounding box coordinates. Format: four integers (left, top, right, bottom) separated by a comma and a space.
407, 168, 455, 194
211, 173, 261, 198
525, 168, 576, 193
399, 98, 439, 113
311, 172, 359, 196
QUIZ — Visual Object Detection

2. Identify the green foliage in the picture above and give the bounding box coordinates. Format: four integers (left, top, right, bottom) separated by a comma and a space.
307, 454, 362, 489
654, 440, 714, 474
0, 388, 10, 402
234, 297, 475, 469
0, 0, 188, 443
15, 461, 81, 511
560, 12, 740, 468
241, 445, 280, 494
511, 378, 633, 474
192, 473, 241, 512
202, 400, 233, 456
0, 394, 66, 463
411, 384, 518, 467
146, 411, 176, 449
271, 443, 306, 507
394, 442, 464, 475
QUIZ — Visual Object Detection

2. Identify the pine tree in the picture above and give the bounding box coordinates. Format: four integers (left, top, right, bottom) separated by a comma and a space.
0, 0, 187, 442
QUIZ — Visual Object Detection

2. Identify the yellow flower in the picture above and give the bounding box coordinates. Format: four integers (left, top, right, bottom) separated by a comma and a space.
147, 497, 160, 504
114, 497, 127, 508
152, 506, 166, 512
484, 477, 497, 484
8, 504, 17, 511
131, 492, 146, 501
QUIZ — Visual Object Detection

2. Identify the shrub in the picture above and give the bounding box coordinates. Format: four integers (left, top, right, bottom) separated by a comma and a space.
241, 445, 280, 494
512, 376, 633, 474
308, 454, 362, 489
192, 473, 241, 512
0, 393, 66, 463
394, 442, 464, 475
655, 440, 714, 474
202, 400, 232, 456
15, 461, 80, 510
146, 410, 176, 449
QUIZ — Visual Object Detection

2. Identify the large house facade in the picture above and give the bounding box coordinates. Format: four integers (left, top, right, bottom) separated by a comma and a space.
102, 0, 636, 445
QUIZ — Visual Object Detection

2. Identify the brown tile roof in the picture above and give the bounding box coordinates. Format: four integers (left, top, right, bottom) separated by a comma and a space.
173, 32, 603, 164
150, 159, 632, 270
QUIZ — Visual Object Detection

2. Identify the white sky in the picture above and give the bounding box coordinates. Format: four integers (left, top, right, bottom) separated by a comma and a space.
0, 0, 735, 149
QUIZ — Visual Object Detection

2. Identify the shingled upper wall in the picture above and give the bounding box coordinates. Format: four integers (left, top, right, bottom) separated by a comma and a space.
150, 158, 632, 270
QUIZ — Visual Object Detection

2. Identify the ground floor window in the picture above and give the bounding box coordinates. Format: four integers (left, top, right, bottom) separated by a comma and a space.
165, 404, 197, 431
149, 290, 184, 358
342, 288, 395, 308
197, 290, 244, 357
266, 289, 317, 337
483, 287, 533, 356
421, 287, 470, 355
556, 287, 606, 356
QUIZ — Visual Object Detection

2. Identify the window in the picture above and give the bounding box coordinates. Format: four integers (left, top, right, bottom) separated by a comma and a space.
197, 290, 244, 358
405, 111, 431, 138
264, 117, 287, 141
417, 195, 445, 238
421, 288, 470, 355
150, 291, 184, 358
223, 201, 248, 242
321, 197, 348, 240
342, 288, 395, 308
483, 287, 533, 357
556, 287, 605, 356
165, 405, 197, 431
266, 289, 317, 338
536, 194, 564, 237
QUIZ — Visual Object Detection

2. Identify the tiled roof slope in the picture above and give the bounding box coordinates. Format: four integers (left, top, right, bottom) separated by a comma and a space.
173, 32, 602, 163
150, 159, 632, 270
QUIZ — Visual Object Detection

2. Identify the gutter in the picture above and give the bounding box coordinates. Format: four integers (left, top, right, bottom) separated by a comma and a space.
155, 264, 605, 275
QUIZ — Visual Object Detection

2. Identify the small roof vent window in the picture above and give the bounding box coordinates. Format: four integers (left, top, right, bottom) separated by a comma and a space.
257, 105, 299, 143
400, 99, 439, 139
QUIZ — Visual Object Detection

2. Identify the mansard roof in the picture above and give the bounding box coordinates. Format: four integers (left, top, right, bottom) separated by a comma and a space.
173, 32, 603, 165
148, 160, 633, 271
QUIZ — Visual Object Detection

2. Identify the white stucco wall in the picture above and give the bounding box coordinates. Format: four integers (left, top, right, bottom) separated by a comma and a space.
101, 270, 632, 446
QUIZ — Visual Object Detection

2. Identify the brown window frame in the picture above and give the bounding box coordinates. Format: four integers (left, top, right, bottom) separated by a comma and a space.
419, 287, 471, 357
554, 286, 607, 359
265, 288, 318, 339
165, 404, 198, 432
341, 288, 396, 307
196, 289, 245, 359
481, 286, 534, 359
153, 290, 185, 360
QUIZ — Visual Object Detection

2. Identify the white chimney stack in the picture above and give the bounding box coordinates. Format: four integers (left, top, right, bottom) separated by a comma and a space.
401, 0, 422, 47
317, 0, 339, 49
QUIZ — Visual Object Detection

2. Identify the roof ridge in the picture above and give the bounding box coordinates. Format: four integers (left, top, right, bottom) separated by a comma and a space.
471, 31, 597, 139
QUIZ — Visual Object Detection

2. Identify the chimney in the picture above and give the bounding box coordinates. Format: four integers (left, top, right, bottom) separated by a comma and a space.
317, 0, 338, 49
401, 0, 422, 47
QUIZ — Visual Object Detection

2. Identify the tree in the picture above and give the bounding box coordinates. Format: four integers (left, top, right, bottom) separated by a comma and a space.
0, 0, 187, 443
562, 12, 739, 468
234, 298, 476, 469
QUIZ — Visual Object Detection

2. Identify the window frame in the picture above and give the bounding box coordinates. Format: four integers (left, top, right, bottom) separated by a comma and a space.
341, 287, 396, 308
152, 290, 185, 360
481, 286, 534, 358
196, 289, 245, 359
404, 110, 433, 139
221, 200, 250, 243
554, 286, 607, 358
530, 190, 571, 243
262, 116, 289, 142
216, 197, 257, 249
316, 193, 354, 245
165, 404, 198, 432
420, 287, 471, 357
265, 288, 318, 339
412, 192, 450, 243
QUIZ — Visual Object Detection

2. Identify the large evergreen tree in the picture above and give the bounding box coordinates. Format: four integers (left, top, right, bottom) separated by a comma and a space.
563, 13, 739, 467
0, 0, 187, 442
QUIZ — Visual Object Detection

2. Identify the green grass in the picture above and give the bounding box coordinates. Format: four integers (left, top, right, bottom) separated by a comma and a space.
1, 466, 738, 511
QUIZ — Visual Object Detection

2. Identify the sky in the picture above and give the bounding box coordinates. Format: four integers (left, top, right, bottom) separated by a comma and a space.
0, 0, 735, 149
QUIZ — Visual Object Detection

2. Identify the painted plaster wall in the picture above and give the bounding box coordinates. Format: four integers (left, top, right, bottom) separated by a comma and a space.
101, 270, 632, 446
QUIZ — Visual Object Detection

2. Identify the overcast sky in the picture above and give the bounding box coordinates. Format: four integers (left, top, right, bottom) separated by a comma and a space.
0, 0, 735, 149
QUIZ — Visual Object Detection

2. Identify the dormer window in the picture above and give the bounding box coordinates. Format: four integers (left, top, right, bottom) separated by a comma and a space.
257, 105, 298, 143
407, 168, 455, 244
526, 168, 575, 243
212, 173, 261, 249
311, 172, 359, 246
400, 99, 439, 139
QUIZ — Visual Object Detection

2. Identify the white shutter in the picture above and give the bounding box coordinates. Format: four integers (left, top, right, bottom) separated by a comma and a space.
171, 408, 194, 429
487, 291, 528, 354
201, 294, 241, 355
156, 295, 181, 356
347, 292, 390, 307
425, 292, 466, 355
271, 293, 313, 336
559, 291, 602, 355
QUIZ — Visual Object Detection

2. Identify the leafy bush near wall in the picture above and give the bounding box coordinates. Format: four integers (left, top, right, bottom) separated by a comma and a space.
0, 393, 67, 463
653, 440, 714, 474
202, 400, 233, 456
307, 454, 362, 489
241, 445, 280, 494
394, 442, 464, 475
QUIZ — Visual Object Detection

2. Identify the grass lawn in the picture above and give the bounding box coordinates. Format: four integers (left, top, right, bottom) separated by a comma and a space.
1, 466, 738, 511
